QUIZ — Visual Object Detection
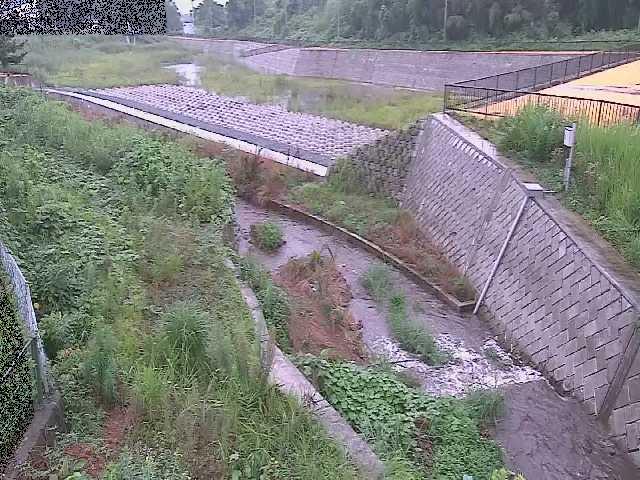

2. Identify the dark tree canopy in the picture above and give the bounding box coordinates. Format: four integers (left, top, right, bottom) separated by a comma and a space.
204, 0, 640, 42
0, 36, 27, 69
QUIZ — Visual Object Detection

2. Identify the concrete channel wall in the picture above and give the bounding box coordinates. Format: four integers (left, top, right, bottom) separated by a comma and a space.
400, 113, 640, 465
243, 48, 579, 90
178, 38, 582, 90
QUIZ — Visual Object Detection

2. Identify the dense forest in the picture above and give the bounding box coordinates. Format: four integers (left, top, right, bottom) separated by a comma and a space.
193, 0, 640, 43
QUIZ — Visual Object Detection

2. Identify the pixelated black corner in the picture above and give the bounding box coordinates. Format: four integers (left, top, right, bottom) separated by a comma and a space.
0, 0, 167, 35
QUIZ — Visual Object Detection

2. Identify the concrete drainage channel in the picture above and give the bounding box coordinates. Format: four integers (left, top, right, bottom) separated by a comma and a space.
230, 258, 385, 479
233, 198, 637, 480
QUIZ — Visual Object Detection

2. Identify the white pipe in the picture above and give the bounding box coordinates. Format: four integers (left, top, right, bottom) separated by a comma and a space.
473, 196, 529, 315
46, 89, 329, 177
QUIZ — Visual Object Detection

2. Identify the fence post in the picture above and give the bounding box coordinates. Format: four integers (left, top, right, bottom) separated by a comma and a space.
597, 101, 604, 126
589, 53, 594, 72
515, 70, 519, 90
563, 59, 568, 83
533, 67, 537, 88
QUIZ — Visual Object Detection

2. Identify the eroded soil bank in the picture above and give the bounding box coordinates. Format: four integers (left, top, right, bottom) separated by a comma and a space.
233, 198, 638, 480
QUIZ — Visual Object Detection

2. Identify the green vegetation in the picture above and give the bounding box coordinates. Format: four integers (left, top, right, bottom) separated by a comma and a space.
0, 272, 34, 466
250, 221, 285, 251
489, 106, 640, 271
19, 36, 191, 88
239, 257, 292, 352
288, 169, 474, 301
296, 356, 505, 479
0, 35, 27, 69
198, 57, 441, 129
199, 0, 640, 46
361, 266, 449, 365
0, 87, 358, 479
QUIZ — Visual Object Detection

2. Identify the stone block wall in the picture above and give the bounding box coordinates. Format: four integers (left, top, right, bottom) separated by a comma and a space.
341, 122, 421, 200
402, 113, 640, 465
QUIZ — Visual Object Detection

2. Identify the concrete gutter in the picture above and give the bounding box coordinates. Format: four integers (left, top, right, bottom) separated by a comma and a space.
46, 88, 329, 177
228, 260, 385, 479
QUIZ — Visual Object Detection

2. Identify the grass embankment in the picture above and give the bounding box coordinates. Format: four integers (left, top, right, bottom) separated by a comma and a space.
460, 106, 640, 271
0, 87, 359, 479
197, 56, 442, 129
19, 35, 192, 88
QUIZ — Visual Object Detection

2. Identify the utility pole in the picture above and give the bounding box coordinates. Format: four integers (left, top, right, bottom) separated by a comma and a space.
443, 0, 448, 42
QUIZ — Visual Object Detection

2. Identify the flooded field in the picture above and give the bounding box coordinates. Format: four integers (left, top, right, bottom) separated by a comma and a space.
234, 198, 638, 480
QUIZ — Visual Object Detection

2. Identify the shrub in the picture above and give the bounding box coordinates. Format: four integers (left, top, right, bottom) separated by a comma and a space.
498, 106, 564, 163
250, 221, 284, 252
40, 311, 94, 360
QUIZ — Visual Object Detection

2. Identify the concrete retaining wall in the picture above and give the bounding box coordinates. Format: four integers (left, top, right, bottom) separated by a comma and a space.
181, 39, 582, 90
243, 48, 579, 90
401, 114, 640, 466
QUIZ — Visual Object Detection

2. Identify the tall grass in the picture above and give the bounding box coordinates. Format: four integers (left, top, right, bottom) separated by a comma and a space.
496, 106, 640, 269
198, 56, 441, 129
21, 35, 192, 88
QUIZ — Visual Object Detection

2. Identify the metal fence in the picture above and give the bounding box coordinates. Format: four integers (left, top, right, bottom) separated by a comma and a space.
445, 43, 640, 126
444, 84, 640, 126
455, 45, 640, 92
0, 241, 51, 402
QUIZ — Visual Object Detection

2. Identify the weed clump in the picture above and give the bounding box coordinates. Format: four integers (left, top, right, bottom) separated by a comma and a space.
388, 294, 449, 366
250, 221, 284, 252
239, 257, 292, 352
361, 266, 449, 365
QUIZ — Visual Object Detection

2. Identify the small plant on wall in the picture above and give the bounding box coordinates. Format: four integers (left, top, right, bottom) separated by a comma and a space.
250, 221, 284, 252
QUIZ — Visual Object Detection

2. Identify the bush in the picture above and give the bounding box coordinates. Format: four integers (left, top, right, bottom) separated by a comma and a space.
498, 106, 564, 163
158, 303, 212, 380
249, 222, 284, 252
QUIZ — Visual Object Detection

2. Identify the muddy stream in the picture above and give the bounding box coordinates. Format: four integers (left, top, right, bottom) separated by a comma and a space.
234, 199, 637, 480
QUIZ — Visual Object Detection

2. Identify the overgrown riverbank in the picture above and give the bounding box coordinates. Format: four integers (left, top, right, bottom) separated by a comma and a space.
0, 87, 359, 479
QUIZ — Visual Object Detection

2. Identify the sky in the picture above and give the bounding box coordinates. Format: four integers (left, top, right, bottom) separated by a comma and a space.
174, 0, 226, 14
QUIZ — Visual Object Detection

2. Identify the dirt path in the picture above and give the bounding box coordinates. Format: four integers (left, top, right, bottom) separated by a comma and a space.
234, 198, 638, 480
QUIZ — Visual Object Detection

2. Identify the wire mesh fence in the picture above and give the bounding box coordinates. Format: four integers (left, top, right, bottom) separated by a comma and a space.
445, 43, 640, 126
444, 85, 640, 127
0, 241, 51, 401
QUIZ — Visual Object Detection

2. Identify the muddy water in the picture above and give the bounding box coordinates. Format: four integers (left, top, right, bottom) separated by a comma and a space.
233, 199, 637, 480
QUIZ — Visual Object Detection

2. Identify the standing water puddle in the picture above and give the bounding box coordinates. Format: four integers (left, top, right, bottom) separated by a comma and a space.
164, 63, 203, 87
234, 199, 637, 479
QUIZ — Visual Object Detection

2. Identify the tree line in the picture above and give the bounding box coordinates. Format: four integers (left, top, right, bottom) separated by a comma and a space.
193, 0, 640, 41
